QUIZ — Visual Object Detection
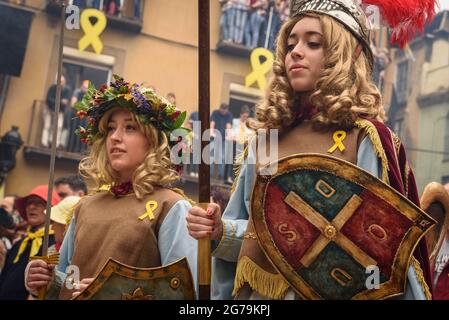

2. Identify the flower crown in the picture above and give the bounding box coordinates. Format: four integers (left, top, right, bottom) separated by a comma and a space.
74, 75, 188, 146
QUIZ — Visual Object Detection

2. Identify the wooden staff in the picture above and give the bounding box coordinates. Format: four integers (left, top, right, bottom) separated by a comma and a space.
197, 0, 211, 300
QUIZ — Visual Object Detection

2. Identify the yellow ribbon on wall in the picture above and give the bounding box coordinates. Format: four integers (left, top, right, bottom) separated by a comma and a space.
245, 48, 274, 90
327, 130, 347, 154
138, 200, 158, 221
13, 226, 54, 264
78, 9, 107, 55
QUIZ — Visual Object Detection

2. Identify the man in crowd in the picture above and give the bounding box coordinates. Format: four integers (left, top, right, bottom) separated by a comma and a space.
54, 175, 88, 199
0, 185, 59, 299
211, 103, 233, 183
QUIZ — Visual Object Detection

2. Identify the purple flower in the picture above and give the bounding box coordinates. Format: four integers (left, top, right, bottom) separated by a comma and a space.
131, 84, 146, 105
136, 101, 152, 113
110, 77, 129, 90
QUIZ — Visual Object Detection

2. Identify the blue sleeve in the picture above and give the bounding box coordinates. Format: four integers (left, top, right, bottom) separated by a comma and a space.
357, 136, 382, 177
158, 200, 198, 294
212, 161, 255, 261
212, 156, 256, 300
54, 216, 76, 284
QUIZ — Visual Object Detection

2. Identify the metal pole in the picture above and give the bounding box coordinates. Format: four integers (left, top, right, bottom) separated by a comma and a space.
0, 75, 11, 132
198, 0, 211, 300
264, 4, 274, 49
38, 2, 65, 300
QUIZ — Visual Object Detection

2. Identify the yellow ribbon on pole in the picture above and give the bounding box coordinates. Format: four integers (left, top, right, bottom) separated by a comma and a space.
327, 130, 347, 154
138, 200, 158, 221
245, 48, 274, 90
78, 9, 107, 55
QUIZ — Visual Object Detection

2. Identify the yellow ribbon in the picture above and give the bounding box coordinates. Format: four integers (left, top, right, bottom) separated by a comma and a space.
245, 48, 274, 90
13, 226, 54, 264
327, 130, 347, 154
78, 9, 107, 54
138, 200, 158, 221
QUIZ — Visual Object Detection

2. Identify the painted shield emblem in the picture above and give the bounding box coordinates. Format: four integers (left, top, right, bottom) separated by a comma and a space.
73, 257, 195, 300
251, 153, 435, 300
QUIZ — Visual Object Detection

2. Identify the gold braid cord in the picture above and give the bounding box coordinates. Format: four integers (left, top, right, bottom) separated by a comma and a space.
231, 145, 250, 193
355, 119, 390, 184
410, 256, 432, 300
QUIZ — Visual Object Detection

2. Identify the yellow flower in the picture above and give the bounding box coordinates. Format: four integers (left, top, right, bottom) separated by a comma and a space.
122, 93, 134, 101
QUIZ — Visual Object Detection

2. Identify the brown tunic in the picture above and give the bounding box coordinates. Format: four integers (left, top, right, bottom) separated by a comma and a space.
59, 188, 184, 299
234, 120, 366, 299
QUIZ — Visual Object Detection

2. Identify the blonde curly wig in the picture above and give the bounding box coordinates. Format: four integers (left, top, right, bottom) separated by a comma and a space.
79, 107, 179, 199
248, 13, 382, 132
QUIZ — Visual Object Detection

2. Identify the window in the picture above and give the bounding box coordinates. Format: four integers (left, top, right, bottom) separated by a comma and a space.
441, 175, 449, 185
444, 114, 449, 161
39, 47, 114, 155
61, 54, 112, 154
392, 117, 404, 142
228, 83, 262, 118
396, 61, 409, 95
63, 60, 111, 90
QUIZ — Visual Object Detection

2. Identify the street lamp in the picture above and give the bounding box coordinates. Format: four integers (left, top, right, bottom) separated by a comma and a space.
0, 125, 23, 185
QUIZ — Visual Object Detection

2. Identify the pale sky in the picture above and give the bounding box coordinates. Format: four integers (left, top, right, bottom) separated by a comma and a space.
438, 0, 449, 12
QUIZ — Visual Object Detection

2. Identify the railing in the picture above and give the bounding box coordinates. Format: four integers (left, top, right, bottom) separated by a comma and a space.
0, 0, 47, 10
24, 99, 87, 161
217, 0, 291, 57
46, 0, 144, 32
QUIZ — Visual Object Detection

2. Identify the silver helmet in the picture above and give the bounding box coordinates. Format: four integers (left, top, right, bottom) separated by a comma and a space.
290, 0, 374, 66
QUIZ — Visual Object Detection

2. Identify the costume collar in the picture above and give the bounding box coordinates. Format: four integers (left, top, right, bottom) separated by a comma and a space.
110, 181, 134, 197
292, 100, 319, 125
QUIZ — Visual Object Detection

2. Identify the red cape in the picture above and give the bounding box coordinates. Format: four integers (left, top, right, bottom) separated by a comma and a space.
368, 119, 432, 296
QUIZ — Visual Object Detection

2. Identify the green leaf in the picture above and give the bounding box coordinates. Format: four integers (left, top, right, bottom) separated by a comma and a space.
88, 81, 96, 91
173, 111, 187, 129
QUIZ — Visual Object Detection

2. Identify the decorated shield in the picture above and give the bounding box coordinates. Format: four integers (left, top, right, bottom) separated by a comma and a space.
73, 257, 195, 300
251, 153, 435, 300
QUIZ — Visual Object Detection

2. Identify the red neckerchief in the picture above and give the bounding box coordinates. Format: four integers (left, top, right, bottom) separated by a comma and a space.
292, 101, 319, 126
110, 181, 133, 197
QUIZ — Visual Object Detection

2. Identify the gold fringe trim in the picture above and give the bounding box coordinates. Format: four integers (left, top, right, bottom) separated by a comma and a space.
233, 256, 290, 299
354, 119, 390, 184
410, 256, 432, 300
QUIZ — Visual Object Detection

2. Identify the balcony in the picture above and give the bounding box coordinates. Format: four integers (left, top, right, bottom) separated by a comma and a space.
24, 100, 86, 163
216, 2, 287, 57
46, 0, 144, 33
0, 0, 45, 9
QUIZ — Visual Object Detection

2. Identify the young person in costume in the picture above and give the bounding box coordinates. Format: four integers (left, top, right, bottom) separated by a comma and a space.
25, 76, 197, 299
187, 0, 436, 300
